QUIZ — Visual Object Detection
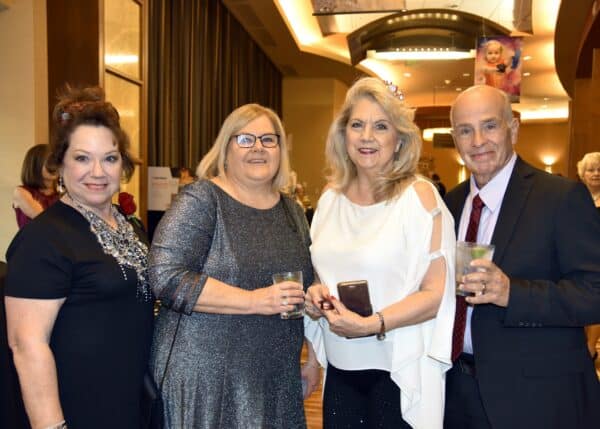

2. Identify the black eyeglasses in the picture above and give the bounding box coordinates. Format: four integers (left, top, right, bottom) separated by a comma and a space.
231, 133, 280, 148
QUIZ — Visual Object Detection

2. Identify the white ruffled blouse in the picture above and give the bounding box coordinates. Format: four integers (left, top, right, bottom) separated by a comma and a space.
305, 179, 456, 429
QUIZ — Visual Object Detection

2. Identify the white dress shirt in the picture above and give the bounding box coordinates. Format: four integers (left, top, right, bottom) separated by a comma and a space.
459, 152, 517, 354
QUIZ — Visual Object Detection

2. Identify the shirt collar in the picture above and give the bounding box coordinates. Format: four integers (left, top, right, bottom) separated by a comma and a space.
468, 152, 517, 212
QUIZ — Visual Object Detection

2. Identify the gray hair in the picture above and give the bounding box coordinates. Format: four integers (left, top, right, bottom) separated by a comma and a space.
577, 152, 600, 180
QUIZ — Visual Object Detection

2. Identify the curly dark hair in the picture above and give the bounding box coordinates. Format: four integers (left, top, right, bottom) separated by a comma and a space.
47, 85, 136, 181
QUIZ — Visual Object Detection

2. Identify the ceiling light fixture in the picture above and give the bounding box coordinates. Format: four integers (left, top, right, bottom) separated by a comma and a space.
423, 127, 452, 141
347, 9, 511, 65
367, 48, 475, 61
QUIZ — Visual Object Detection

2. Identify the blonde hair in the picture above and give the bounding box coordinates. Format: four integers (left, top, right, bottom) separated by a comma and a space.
196, 104, 290, 192
485, 39, 504, 55
325, 77, 422, 201
577, 152, 600, 180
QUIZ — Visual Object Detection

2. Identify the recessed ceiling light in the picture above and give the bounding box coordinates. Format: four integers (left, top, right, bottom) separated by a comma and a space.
523, 72, 531, 77
444, 79, 451, 84
403, 72, 412, 77
462, 72, 471, 77
456, 87, 462, 91
543, 97, 550, 101
523, 55, 532, 61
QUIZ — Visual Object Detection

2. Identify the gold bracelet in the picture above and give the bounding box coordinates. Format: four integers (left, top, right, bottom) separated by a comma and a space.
375, 311, 386, 340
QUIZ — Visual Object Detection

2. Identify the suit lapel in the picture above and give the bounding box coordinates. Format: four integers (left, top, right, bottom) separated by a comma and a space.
491, 157, 535, 266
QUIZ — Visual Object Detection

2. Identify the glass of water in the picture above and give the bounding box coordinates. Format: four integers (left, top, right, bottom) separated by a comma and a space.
455, 241, 495, 297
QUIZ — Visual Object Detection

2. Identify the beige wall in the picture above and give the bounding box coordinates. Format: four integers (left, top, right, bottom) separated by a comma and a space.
516, 121, 570, 176
283, 78, 348, 206
0, 0, 48, 259
284, 78, 570, 201
421, 120, 570, 191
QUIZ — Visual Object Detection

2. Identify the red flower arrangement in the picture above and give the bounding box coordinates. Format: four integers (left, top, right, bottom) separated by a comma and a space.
117, 192, 145, 231
118, 192, 137, 216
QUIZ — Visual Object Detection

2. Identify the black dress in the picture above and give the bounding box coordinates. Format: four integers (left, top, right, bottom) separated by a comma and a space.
5, 201, 154, 429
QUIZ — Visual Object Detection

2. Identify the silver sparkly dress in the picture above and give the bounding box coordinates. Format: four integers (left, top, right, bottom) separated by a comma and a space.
149, 180, 313, 428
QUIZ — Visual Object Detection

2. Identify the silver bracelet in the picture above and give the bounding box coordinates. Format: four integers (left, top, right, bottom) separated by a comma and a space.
376, 311, 386, 340
44, 420, 67, 429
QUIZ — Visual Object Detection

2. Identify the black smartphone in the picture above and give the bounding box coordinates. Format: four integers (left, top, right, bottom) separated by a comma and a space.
337, 280, 373, 317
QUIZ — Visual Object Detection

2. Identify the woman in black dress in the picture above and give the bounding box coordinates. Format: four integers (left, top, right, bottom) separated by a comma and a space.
5, 86, 153, 429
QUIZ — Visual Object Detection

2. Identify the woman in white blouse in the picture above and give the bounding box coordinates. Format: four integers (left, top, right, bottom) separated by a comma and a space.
304, 77, 456, 429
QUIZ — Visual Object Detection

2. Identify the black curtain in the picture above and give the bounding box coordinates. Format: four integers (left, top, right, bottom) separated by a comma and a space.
148, 0, 283, 170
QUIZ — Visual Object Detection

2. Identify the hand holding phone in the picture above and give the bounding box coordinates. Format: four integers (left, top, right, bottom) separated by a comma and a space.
337, 280, 373, 317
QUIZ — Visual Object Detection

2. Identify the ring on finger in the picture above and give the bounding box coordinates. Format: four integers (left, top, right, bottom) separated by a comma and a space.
282, 298, 288, 306
481, 281, 487, 294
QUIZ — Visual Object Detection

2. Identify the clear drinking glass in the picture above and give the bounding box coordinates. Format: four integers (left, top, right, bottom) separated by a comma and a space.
272, 271, 304, 319
455, 241, 495, 297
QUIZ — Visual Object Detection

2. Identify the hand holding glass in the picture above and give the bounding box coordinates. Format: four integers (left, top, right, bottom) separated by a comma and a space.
455, 242, 495, 297
272, 271, 304, 319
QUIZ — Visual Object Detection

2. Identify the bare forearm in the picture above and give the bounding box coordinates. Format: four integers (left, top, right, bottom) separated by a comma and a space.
193, 277, 254, 314
192, 276, 304, 316
378, 289, 443, 332
12, 345, 64, 429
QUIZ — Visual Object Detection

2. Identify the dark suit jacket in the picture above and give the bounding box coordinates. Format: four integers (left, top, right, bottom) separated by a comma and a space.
445, 157, 600, 429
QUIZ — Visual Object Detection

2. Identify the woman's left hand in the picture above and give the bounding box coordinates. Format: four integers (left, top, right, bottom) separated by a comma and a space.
300, 361, 321, 399
322, 297, 377, 338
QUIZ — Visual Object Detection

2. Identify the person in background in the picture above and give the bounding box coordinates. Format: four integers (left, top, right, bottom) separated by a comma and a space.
149, 103, 318, 428
5, 85, 154, 429
444, 84, 600, 429
578, 152, 600, 213
177, 166, 195, 188
304, 77, 456, 428
476, 39, 511, 90
12, 144, 59, 229
431, 173, 447, 197
294, 182, 314, 225
577, 152, 600, 365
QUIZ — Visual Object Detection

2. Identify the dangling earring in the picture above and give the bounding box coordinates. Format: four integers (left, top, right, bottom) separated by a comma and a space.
57, 176, 65, 194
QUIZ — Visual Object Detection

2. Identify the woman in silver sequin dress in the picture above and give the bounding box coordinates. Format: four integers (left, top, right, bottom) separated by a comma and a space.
149, 104, 320, 428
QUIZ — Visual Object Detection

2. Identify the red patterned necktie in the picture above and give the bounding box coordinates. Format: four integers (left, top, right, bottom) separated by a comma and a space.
451, 194, 485, 361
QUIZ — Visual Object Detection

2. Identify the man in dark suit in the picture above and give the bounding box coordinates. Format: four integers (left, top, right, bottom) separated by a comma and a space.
443, 85, 600, 429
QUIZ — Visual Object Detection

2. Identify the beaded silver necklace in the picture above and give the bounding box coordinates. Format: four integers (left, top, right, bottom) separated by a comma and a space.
69, 196, 153, 302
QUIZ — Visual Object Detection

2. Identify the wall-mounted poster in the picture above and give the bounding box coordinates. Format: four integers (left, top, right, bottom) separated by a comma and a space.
475, 36, 523, 103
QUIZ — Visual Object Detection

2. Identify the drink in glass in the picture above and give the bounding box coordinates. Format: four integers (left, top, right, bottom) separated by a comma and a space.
455, 241, 495, 297
272, 271, 304, 319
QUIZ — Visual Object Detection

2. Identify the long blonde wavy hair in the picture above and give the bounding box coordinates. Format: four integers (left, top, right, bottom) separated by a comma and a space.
325, 77, 422, 202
